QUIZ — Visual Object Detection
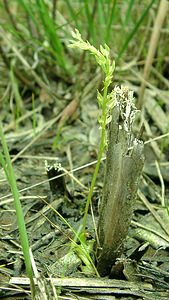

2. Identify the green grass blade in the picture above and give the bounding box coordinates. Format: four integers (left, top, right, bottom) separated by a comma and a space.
17, 0, 39, 28
0, 152, 10, 183
98, 0, 105, 26
97, 0, 105, 43
105, 0, 117, 44
36, 0, 67, 69
16, 0, 68, 70
124, 0, 135, 25
42, 199, 98, 276
118, 0, 156, 60
64, 0, 79, 28
0, 123, 35, 298
84, 0, 95, 43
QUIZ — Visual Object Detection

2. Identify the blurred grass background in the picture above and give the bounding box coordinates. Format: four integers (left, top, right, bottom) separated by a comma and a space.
0, 0, 168, 122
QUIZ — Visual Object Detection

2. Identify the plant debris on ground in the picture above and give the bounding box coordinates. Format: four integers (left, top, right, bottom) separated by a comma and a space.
0, 1, 169, 299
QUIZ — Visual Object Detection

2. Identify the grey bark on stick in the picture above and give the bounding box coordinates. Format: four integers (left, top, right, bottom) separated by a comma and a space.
96, 86, 144, 276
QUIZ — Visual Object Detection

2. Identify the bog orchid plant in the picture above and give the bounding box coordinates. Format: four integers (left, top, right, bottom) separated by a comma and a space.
69, 29, 116, 235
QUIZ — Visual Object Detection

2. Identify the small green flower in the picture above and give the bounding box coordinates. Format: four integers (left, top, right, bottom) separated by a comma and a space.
69, 29, 116, 233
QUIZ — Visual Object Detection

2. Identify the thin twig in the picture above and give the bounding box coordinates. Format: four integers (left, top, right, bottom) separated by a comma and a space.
138, 0, 169, 108
137, 189, 169, 236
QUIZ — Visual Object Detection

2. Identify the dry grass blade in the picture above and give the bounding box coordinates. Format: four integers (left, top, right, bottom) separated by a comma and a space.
138, 189, 169, 237
138, 0, 169, 108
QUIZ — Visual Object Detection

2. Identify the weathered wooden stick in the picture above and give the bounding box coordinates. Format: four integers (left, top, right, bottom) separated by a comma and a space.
96, 87, 144, 276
